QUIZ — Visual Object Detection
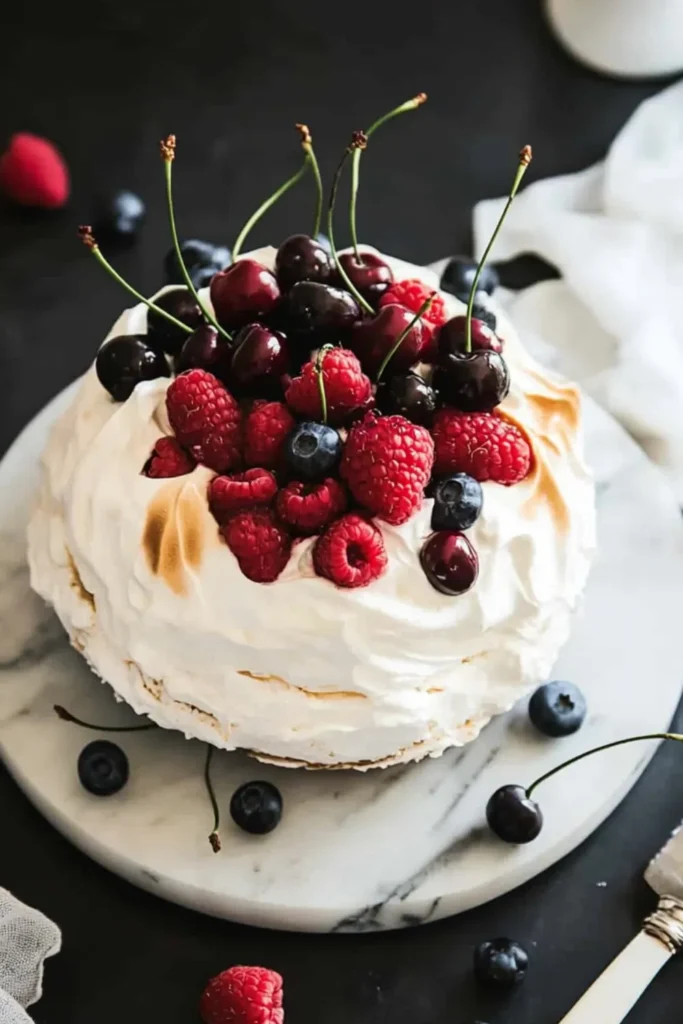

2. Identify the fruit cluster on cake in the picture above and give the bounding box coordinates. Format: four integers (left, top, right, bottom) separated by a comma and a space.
27, 101, 595, 769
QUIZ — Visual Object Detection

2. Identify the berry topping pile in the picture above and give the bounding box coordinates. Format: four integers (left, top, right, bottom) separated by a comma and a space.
83, 105, 536, 592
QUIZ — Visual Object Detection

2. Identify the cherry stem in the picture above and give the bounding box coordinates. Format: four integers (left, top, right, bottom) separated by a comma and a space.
465, 144, 532, 354
204, 745, 221, 853
232, 125, 313, 261
349, 93, 427, 264
327, 134, 374, 315
375, 292, 435, 382
78, 227, 193, 336
315, 345, 333, 424
161, 136, 232, 342
297, 123, 323, 239
54, 704, 157, 732
526, 732, 683, 800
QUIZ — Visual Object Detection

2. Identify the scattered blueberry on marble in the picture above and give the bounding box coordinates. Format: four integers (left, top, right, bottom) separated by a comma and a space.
163, 239, 231, 290
474, 938, 529, 988
529, 681, 587, 738
486, 784, 543, 844
94, 190, 145, 243
431, 473, 483, 532
77, 740, 129, 796
230, 781, 283, 835
284, 422, 342, 482
440, 256, 499, 302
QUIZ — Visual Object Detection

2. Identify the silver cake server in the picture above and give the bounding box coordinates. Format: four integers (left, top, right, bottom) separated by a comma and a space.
559, 824, 683, 1022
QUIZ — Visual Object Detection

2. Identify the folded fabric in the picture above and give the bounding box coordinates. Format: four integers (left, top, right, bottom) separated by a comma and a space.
0, 889, 61, 1023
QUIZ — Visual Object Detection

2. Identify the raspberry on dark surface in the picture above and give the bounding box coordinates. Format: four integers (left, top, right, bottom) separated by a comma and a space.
166, 368, 242, 473
313, 513, 388, 588
432, 408, 532, 484
222, 508, 291, 583
209, 468, 277, 521
276, 478, 347, 534
285, 348, 372, 425
243, 400, 295, 469
143, 437, 195, 478
199, 965, 284, 1024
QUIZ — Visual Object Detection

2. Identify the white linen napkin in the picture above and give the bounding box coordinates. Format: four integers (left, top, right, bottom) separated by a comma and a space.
0, 890, 60, 1023
470, 78, 683, 501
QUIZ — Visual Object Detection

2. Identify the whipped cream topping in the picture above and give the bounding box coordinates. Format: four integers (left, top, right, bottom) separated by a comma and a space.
27, 248, 595, 768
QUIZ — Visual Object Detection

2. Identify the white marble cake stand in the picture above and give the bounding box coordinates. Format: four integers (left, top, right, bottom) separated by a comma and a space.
1, 386, 682, 933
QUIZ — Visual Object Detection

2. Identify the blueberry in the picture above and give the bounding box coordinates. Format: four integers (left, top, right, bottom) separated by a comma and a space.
440, 256, 499, 300
230, 781, 283, 834
486, 785, 543, 844
471, 301, 497, 332
96, 335, 170, 402
431, 473, 483, 532
284, 422, 342, 481
163, 239, 231, 290
474, 938, 529, 988
94, 190, 145, 244
529, 680, 587, 737
147, 286, 205, 356
77, 740, 129, 796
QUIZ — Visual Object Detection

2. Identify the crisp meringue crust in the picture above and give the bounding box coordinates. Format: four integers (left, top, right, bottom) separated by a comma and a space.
27, 248, 595, 769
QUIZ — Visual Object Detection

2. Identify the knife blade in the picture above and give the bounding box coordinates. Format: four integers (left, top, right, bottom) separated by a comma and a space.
645, 823, 683, 900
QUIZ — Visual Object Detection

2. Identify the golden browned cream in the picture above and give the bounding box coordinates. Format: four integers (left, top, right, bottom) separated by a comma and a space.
143, 480, 207, 594
237, 669, 367, 701
67, 550, 95, 610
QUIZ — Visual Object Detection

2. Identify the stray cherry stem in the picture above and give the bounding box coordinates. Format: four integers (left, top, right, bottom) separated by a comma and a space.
54, 704, 157, 732
204, 745, 221, 853
375, 292, 435, 382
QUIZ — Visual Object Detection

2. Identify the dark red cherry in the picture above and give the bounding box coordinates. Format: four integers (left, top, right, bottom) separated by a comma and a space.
434, 350, 510, 411
229, 323, 289, 398
349, 304, 426, 377
147, 287, 204, 356
210, 259, 281, 331
285, 281, 361, 340
420, 532, 479, 596
438, 315, 503, 356
96, 335, 170, 402
375, 372, 436, 426
275, 234, 333, 291
337, 251, 393, 306
176, 324, 233, 383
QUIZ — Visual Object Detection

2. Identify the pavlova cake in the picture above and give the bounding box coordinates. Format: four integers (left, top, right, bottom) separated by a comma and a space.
27, 102, 595, 769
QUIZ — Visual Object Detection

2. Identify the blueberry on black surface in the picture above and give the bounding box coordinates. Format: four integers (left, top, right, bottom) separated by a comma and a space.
230, 780, 283, 834
440, 256, 499, 300
78, 740, 129, 796
486, 784, 543, 844
163, 239, 231, 290
96, 335, 170, 402
529, 680, 587, 738
474, 938, 529, 988
146, 287, 204, 356
284, 422, 342, 481
93, 190, 145, 244
431, 473, 483, 532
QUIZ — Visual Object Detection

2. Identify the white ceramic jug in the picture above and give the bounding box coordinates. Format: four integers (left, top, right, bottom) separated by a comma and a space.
546, 0, 683, 78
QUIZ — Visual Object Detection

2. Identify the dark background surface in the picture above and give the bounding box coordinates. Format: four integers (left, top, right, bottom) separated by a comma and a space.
1, 2, 682, 1022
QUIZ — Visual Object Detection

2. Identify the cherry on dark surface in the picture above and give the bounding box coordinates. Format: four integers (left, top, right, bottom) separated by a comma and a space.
285, 281, 361, 340
431, 473, 483, 532
163, 238, 231, 290
336, 251, 393, 306
275, 234, 333, 291
441, 256, 500, 299
434, 350, 510, 411
230, 780, 283, 835
529, 681, 587, 738
375, 372, 436, 426
96, 335, 170, 402
438, 315, 503, 356
77, 740, 129, 796
486, 784, 543, 844
176, 324, 233, 382
93, 190, 145, 244
474, 938, 529, 989
229, 323, 289, 398
284, 422, 342, 481
210, 258, 281, 331
420, 531, 479, 596
146, 286, 204, 356
349, 304, 425, 377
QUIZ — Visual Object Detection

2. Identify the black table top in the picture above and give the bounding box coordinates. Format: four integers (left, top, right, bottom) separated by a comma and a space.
2, 2, 683, 1021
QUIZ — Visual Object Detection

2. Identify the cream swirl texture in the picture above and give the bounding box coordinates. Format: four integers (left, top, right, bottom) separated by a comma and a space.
27, 249, 595, 768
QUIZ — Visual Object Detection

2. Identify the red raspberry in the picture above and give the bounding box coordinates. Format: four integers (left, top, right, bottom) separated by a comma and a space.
200, 965, 284, 1024
276, 478, 347, 535
313, 513, 387, 588
143, 437, 195, 478
432, 409, 532, 484
166, 369, 242, 473
244, 401, 295, 469
285, 348, 372, 425
379, 278, 447, 361
341, 414, 434, 525
0, 133, 69, 209
222, 508, 291, 583
209, 468, 277, 521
